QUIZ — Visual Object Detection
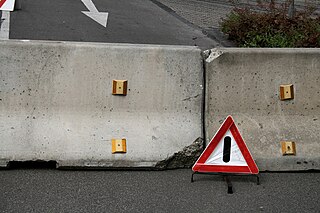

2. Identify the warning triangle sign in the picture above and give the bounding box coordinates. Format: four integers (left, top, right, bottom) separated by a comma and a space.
193, 115, 259, 174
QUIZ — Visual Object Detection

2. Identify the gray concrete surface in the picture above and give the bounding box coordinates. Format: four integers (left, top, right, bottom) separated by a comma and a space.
0, 40, 203, 168
0, 169, 319, 212
205, 48, 320, 171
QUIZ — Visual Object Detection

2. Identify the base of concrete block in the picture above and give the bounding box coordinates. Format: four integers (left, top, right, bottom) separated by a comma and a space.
56, 160, 157, 169
256, 157, 320, 171
0, 160, 9, 168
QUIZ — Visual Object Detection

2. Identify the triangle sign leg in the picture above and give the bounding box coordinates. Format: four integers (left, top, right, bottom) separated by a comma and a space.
192, 115, 259, 174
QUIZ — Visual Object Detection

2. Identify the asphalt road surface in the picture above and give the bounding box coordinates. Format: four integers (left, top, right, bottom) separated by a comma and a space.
7, 0, 217, 49
0, 168, 319, 213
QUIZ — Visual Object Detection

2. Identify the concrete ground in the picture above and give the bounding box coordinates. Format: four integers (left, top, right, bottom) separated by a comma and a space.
153, 0, 320, 46
155, 0, 232, 30
153, 0, 234, 46
155, 0, 319, 29
0, 168, 319, 212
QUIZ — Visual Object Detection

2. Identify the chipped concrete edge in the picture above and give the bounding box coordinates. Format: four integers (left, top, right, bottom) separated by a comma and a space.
202, 48, 224, 63
155, 137, 204, 170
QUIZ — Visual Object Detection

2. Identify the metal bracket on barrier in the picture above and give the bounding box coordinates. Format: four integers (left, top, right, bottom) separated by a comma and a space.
191, 172, 260, 194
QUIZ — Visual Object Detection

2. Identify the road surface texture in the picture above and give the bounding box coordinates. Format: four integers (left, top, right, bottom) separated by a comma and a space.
152, 0, 234, 46
8, 0, 217, 49
153, 0, 320, 46
155, 0, 319, 29
0, 168, 319, 212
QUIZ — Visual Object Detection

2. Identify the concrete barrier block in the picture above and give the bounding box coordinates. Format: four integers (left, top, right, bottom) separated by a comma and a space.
0, 40, 203, 168
205, 48, 320, 171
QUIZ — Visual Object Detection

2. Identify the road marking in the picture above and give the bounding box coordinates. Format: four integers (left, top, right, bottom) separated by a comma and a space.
0, 11, 9, 40
81, 0, 108, 27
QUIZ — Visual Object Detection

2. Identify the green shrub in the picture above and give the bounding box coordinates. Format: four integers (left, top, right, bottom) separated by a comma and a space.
220, 0, 320, 47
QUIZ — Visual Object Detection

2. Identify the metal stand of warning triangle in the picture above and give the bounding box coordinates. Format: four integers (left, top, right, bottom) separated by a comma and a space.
191, 172, 260, 194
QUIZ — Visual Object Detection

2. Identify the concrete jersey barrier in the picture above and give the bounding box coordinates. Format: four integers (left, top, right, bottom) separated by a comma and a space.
205, 48, 320, 171
0, 40, 203, 168
1, 41, 319, 171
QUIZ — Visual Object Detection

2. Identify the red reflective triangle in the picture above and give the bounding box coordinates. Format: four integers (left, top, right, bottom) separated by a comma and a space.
0, 0, 7, 8
193, 115, 259, 174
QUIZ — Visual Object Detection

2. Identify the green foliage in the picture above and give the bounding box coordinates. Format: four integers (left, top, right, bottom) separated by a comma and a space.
220, 1, 320, 47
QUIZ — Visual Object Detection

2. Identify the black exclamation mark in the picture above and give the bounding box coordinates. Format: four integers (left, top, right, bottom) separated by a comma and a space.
223, 136, 231, 163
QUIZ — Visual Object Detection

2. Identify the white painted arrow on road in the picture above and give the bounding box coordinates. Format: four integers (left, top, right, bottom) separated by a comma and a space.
81, 0, 108, 27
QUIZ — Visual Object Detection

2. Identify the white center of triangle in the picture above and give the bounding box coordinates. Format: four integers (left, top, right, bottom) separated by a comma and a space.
205, 130, 248, 166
